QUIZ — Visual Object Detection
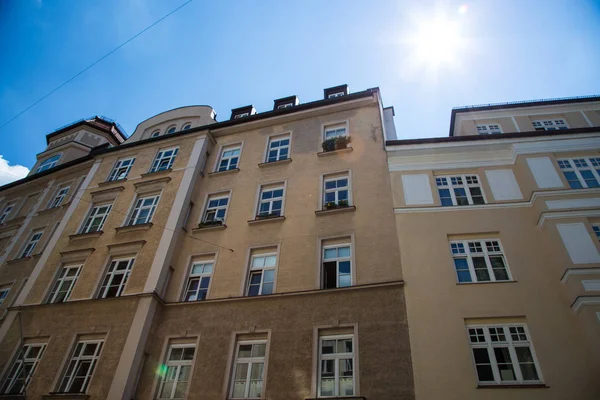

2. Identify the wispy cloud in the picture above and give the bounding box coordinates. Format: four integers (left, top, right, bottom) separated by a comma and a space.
0, 155, 30, 186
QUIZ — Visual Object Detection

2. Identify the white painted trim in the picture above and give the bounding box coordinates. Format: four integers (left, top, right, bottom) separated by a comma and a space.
321, 119, 350, 142
253, 180, 288, 218
177, 250, 220, 302
538, 209, 600, 228
198, 189, 232, 225
546, 198, 600, 210
319, 169, 353, 210
511, 116, 521, 132
572, 296, 600, 313
212, 141, 244, 173
262, 131, 292, 163
561, 267, 600, 283
580, 111, 593, 127
582, 280, 600, 291
239, 243, 281, 297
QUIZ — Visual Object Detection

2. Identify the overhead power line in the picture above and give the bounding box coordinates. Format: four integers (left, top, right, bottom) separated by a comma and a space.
0, 0, 193, 131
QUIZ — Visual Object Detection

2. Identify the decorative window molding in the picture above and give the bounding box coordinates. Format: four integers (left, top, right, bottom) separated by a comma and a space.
46, 265, 82, 304
48, 185, 71, 209
35, 154, 61, 173
107, 157, 135, 182
477, 124, 503, 135
151, 130, 161, 138
155, 344, 196, 399
450, 239, 511, 283
229, 340, 267, 399
216, 144, 242, 172
318, 334, 356, 397
532, 118, 568, 131
557, 157, 600, 189
467, 324, 542, 386
80, 203, 112, 233
322, 240, 352, 289
265, 134, 290, 163
57, 339, 104, 393
166, 125, 177, 134
1, 342, 47, 395
245, 248, 277, 296
20, 229, 44, 258
436, 175, 486, 206
98, 257, 135, 298
182, 123, 192, 130
127, 194, 160, 226
150, 148, 179, 173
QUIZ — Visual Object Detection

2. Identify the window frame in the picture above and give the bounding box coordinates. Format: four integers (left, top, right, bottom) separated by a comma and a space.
436, 174, 487, 206
556, 157, 600, 189
228, 340, 268, 399
264, 133, 291, 163
107, 157, 136, 182
466, 324, 543, 386
245, 251, 278, 297
166, 125, 177, 135
57, 339, 104, 394
182, 258, 215, 302
127, 194, 160, 226
327, 92, 345, 99
318, 334, 356, 397
182, 123, 192, 130
97, 257, 135, 299
592, 224, 600, 241
48, 185, 71, 209
46, 264, 83, 304
0, 202, 15, 224
0, 284, 11, 307
476, 124, 503, 135
201, 192, 231, 225
449, 239, 512, 283
321, 172, 352, 209
322, 122, 349, 141
151, 130, 161, 138
276, 103, 293, 109
321, 241, 353, 289
233, 112, 249, 119
35, 154, 61, 173
1, 342, 47, 395
532, 118, 569, 131
80, 203, 112, 234
20, 229, 44, 258
255, 183, 286, 218
149, 147, 179, 173
155, 343, 197, 400
215, 143, 243, 172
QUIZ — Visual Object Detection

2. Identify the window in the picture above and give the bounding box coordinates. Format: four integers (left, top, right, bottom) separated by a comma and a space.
257, 185, 284, 218
151, 130, 161, 138
557, 157, 600, 189
246, 252, 276, 296
1, 343, 46, 395
183, 260, 213, 301
108, 157, 135, 181
182, 123, 191, 130
234, 112, 249, 119
229, 341, 267, 399
323, 124, 347, 140
593, 224, 600, 240
150, 148, 179, 173
467, 324, 541, 385
266, 135, 290, 162
58, 339, 103, 393
450, 239, 510, 283
47, 265, 82, 304
166, 126, 177, 134
49, 186, 70, 208
532, 119, 568, 131
128, 195, 160, 226
328, 92, 345, 98
156, 344, 196, 400
80, 203, 112, 233
436, 175, 485, 206
318, 335, 355, 397
0, 202, 15, 224
322, 243, 352, 289
202, 194, 229, 225
0, 284, 10, 307
217, 145, 241, 172
35, 154, 61, 173
477, 124, 502, 135
323, 174, 350, 209
98, 258, 135, 298
277, 103, 293, 109
20, 230, 43, 258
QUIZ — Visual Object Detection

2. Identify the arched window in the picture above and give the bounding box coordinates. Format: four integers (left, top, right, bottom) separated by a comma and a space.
151, 130, 161, 138
166, 126, 177, 134
183, 123, 191, 130
35, 154, 61, 173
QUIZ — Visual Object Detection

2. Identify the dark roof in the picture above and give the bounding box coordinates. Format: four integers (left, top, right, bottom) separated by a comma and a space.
324, 84, 349, 99
46, 116, 127, 144
387, 126, 600, 147
449, 95, 600, 137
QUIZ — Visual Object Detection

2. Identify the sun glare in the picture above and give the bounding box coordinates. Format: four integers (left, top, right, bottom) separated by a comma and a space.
409, 16, 462, 68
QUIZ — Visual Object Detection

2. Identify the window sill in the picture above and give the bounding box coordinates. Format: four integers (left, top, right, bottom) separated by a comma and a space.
248, 216, 285, 224
115, 223, 153, 234
98, 177, 127, 187
208, 168, 240, 177
457, 280, 517, 285
315, 205, 356, 215
258, 158, 292, 168
69, 230, 104, 243
477, 384, 548, 389
42, 394, 90, 400
317, 147, 353, 157
6, 256, 32, 265
192, 223, 227, 232
305, 397, 366, 400
0, 216, 26, 228
140, 168, 173, 178
0, 394, 27, 400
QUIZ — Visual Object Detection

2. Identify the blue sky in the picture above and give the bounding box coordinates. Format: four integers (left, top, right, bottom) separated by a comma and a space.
1, 0, 599, 183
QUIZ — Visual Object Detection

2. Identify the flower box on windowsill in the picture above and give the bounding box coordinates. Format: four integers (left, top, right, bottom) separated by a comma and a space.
69, 230, 104, 243
321, 136, 351, 152
248, 214, 285, 224
208, 168, 240, 177
140, 168, 173, 179
193, 221, 227, 232
97, 177, 128, 187
115, 223, 153, 234
258, 158, 292, 168
315, 205, 356, 216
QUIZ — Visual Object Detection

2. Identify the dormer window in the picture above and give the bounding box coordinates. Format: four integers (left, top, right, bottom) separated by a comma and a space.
273, 95, 299, 110
328, 92, 345, 99
230, 105, 256, 120
151, 130, 161, 138
166, 126, 177, 134
277, 103, 293, 109
35, 154, 61, 173
234, 113, 249, 119
183, 123, 191, 130
324, 84, 349, 99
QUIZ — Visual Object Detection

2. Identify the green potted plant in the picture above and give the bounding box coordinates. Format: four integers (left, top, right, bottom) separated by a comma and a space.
321, 138, 336, 152
335, 135, 350, 149
199, 219, 223, 228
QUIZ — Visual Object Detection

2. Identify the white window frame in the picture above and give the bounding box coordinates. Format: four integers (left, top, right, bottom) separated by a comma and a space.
1, 343, 47, 395
256, 185, 285, 218
234, 112, 249, 119
322, 173, 351, 208
229, 340, 267, 399
151, 130, 161, 138
318, 334, 356, 397
156, 344, 196, 400
127, 194, 160, 226
532, 118, 568, 131
246, 253, 277, 296
201, 193, 230, 225
0, 284, 10, 307
476, 124, 503, 135
327, 92, 345, 98
467, 324, 543, 385
48, 185, 71, 208
35, 154, 61, 173
107, 157, 135, 182
449, 239, 512, 283
323, 123, 348, 141
150, 148, 179, 173
265, 134, 291, 163
46, 265, 82, 304
276, 103, 293, 109
20, 230, 44, 258
58, 339, 104, 393
322, 243, 352, 289
166, 125, 177, 134
183, 260, 214, 301
80, 203, 112, 233
436, 175, 486, 206
182, 123, 192, 130
97, 257, 135, 299
557, 157, 600, 189
0, 202, 15, 224
216, 144, 242, 172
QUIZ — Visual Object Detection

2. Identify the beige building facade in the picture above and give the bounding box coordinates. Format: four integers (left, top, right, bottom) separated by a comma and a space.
0, 87, 414, 399
388, 96, 600, 399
